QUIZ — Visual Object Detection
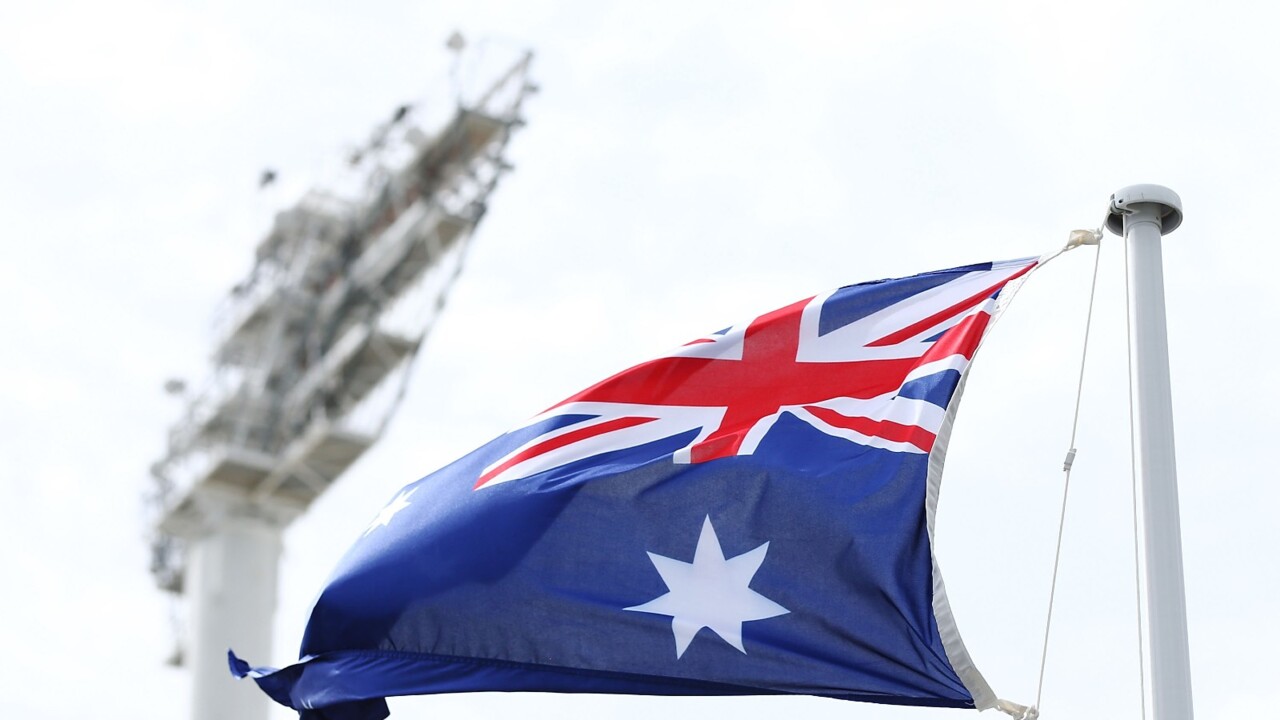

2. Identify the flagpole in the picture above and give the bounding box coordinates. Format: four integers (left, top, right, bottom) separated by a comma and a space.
1105, 184, 1193, 720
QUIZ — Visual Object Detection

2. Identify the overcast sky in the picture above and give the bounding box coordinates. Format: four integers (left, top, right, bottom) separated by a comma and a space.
2, 1, 1276, 718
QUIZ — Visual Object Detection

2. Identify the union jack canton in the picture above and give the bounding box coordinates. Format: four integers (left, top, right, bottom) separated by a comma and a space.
476, 257, 1037, 489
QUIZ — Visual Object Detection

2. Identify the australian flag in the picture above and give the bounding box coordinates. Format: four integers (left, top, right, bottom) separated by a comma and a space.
233, 257, 1040, 719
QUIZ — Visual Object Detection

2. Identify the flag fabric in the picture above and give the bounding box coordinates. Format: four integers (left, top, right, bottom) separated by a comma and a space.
233, 257, 1040, 719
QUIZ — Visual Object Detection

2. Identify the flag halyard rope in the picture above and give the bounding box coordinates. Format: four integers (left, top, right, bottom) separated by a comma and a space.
1030, 231, 1102, 716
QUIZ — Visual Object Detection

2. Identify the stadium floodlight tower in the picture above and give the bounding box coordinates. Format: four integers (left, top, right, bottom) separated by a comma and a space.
147, 41, 536, 720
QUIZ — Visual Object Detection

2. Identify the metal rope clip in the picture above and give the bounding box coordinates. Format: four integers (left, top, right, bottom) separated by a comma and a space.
1063, 447, 1078, 472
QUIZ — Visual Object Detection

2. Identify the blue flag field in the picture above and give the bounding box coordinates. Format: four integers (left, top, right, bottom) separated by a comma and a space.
232, 257, 1041, 719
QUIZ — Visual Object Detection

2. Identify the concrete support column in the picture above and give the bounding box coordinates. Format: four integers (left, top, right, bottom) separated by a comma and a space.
186, 511, 284, 720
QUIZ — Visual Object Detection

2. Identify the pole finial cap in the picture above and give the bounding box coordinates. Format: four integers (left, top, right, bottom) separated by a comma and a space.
1105, 184, 1183, 236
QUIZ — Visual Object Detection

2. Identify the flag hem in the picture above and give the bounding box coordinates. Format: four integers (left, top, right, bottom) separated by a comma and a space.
923, 255, 1043, 710
926, 369, 998, 710
241, 648, 978, 717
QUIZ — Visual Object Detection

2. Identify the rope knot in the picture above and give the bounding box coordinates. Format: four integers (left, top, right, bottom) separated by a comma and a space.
1066, 228, 1101, 249
995, 699, 1039, 720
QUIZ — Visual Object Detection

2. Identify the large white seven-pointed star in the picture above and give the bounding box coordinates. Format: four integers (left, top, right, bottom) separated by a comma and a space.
363, 487, 417, 536
626, 516, 788, 658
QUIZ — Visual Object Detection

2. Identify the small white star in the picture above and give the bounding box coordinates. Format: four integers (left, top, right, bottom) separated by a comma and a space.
626, 515, 788, 658
364, 487, 417, 536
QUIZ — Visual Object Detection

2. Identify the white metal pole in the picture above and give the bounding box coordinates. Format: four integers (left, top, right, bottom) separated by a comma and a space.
186, 511, 284, 720
1106, 184, 1193, 720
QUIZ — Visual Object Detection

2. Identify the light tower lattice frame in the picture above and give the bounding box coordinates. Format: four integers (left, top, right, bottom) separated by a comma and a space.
147, 48, 536, 720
